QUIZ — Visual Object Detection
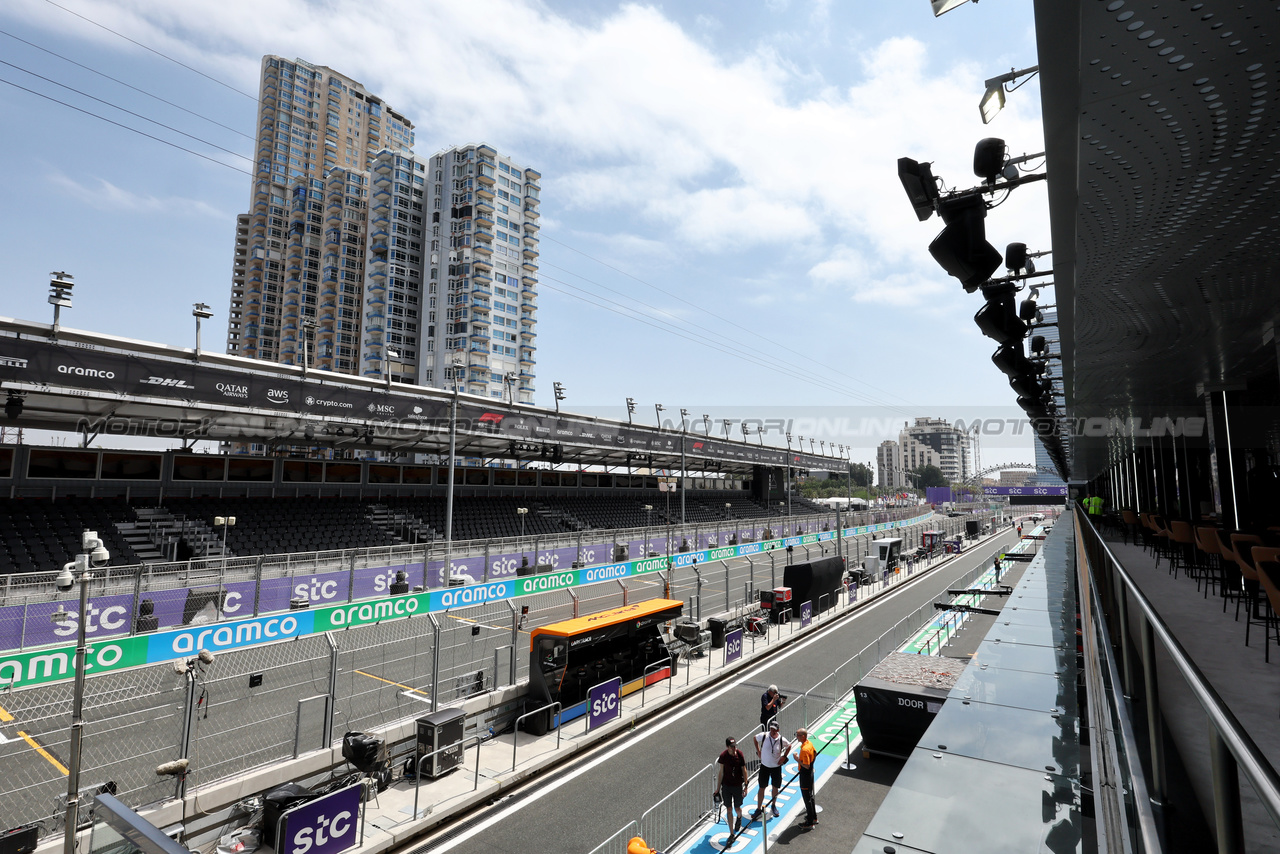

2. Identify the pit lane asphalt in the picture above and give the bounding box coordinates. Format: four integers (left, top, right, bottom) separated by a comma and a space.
426, 529, 1020, 854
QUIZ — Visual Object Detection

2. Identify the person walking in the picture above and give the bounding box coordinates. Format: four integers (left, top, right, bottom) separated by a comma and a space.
715, 736, 748, 835
752, 721, 791, 821
795, 727, 818, 829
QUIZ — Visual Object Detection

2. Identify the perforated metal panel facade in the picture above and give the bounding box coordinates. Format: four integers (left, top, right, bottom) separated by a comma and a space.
1036, 1, 1280, 479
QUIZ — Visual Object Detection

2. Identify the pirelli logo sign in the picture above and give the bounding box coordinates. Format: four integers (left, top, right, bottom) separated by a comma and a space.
0, 356, 28, 369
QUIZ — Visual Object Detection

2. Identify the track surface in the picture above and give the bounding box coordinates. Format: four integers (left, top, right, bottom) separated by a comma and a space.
429, 529, 1019, 854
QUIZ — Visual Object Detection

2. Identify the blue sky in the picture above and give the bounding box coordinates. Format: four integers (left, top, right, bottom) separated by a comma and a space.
0, 0, 1049, 467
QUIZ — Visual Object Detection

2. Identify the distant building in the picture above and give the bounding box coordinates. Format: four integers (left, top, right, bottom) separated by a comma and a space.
1000, 470, 1028, 487
898, 417, 973, 484
422, 145, 540, 401
877, 440, 901, 488
226, 56, 416, 371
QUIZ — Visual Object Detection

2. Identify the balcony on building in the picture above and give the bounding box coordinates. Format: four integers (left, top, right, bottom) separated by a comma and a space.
472, 254, 493, 271
522, 259, 538, 272
476, 196, 495, 213
473, 241, 493, 256
522, 245, 539, 259
475, 183, 494, 201
476, 212, 495, 228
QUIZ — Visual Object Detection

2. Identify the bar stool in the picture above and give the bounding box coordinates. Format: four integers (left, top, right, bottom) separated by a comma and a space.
1150, 514, 1173, 570
1218, 530, 1246, 615
1121, 510, 1140, 545
1257, 560, 1280, 680
1230, 533, 1265, 639
1169, 521, 1195, 580
1194, 526, 1224, 598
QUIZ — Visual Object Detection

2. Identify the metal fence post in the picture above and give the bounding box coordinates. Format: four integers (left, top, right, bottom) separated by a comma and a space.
325, 632, 339, 748
177, 670, 198, 801
1140, 615, 1167, 805
616, 579, 628, 605
429, 613, 441, 712
723, 560, 730, 611
1207, 720, 1244, 854
693, 565, 703, 621
484, 541, 491, 582
252, 555, 264, 617
570, 589, 579, 618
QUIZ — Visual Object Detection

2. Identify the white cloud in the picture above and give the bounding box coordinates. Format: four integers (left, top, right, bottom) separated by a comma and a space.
49, 172, 224, 217
17, 0, 1050, 311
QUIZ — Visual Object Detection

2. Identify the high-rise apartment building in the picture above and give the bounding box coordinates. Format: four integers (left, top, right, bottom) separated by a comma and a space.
226, 59, 540, 399
898, 417, 973, 484
421, 145, 539, 402
877, 440, 902, 489
226, 56, 416, 373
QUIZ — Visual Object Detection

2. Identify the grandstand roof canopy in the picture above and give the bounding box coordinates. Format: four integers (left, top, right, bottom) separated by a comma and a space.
1035, 0, 1280, 480
0, 317, 838, 475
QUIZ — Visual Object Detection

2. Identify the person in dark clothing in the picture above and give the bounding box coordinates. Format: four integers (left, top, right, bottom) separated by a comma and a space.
760, 684, 785, 729
715, 736, 747, 834
389, 570, 410, 595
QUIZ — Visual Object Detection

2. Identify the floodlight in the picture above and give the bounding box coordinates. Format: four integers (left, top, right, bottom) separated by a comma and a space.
991, 341, 1033, 377
979, 66, 1040, 124
980, 85, 1005, 125
898, 157, 939, 222
929, 195, 1002, 292
1005, 243, 1028, 274
4, 394, 22, 420
973, 138, 1007, 184
974, 281, 1026, 344
931, 0, 973, 15
1030, 335, 1047, 355
1018, 298, 1039, 322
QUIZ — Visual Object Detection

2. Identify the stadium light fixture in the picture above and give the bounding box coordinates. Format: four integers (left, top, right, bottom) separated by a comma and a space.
898, 157, 940, 222
192, 303, 213, 362
973, 281, 1027, 345
4, 393, 22, 420
505, 372, 518, 405
626, 397, 636, 424
931, 0, 974, 16
655, 403, 665, 427
553, 381, 566, 413
384, 347, 400, 390
980, 66, 1039, 124
48, 271, 74, 340
929, 195, 1002, 293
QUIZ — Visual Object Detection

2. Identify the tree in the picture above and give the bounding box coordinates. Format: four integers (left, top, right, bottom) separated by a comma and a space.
912, 464, 949, 489
847, 462, 873, 488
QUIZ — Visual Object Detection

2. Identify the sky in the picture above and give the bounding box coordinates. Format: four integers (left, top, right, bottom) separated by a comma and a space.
0, 0, 1051, 472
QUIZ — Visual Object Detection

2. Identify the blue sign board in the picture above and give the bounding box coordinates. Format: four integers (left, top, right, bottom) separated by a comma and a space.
587, 677, 622, 730
279, 783, 362, 854
800, 601, 812, 628
724, 628, 744, 665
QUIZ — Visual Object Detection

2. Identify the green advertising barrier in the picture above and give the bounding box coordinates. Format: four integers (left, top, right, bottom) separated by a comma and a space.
0, 513, 935, 689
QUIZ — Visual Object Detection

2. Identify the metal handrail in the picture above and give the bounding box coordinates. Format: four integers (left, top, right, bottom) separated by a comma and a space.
410, 733, 484, 820
512, 701, 562, 772
640, 657, 673, 707
1077, 512, 1280, 834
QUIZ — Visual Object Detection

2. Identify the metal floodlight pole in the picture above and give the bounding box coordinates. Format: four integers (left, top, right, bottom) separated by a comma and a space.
63, 552, 91, 854
385, 347, 400, 390
444, 360, 462, 585
654, 403, 664, 427
679, 408, 688, 525
192, 303, 213, 362
626, 397, 635, 424
49, 271, 75, 342
301, 318, 316, 379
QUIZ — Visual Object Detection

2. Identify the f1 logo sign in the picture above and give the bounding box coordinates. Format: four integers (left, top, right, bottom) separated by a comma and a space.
587, 677, 622, 730
479, 412, 505, 425
724, 628, 744, 665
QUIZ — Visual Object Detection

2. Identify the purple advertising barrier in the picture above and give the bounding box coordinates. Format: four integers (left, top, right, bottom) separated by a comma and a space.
427, 553, 491, 587
278, 783, 362, 854
351, 563, 423, 598
578, 541, 613, 567
534, 546, 580, 572
255, 568, 353, 613
723, 628, 744, 666
586, 677, 622, 730
800, 601, 812, 628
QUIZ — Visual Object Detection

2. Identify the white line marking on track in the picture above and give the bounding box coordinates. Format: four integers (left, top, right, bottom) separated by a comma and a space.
429, 545, 1002, 853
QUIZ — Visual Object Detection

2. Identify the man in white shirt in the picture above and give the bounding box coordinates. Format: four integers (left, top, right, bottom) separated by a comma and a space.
751, 720, 791, 820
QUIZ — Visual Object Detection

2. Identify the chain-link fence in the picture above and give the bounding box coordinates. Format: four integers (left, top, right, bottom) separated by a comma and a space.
0, 660, 185, 836
189, 635, 333, 785
0, 511, 988, 843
